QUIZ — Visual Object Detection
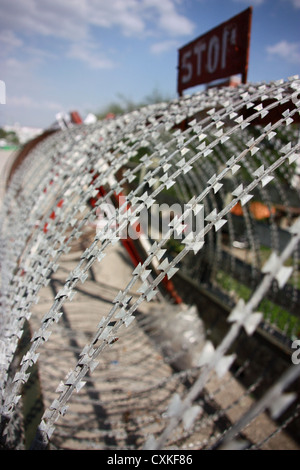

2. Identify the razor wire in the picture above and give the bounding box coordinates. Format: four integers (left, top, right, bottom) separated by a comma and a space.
0, 76, 299, 449
143, 217, 300, 450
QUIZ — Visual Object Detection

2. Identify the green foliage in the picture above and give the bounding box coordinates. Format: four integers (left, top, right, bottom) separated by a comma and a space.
96, 88, 172, 120
216, 269, 300, 338
0, 127, 20, 145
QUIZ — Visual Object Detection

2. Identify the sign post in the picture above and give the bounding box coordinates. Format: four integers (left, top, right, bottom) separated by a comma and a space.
177, 7, 252, 96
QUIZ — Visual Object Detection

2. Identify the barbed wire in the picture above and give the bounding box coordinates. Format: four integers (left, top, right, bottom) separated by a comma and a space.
0, 76, 299, 449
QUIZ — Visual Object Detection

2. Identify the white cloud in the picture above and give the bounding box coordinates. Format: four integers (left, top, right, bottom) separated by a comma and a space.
0, 0, 89, 41
142, 0, 195, 36
150, 40, 179, 55
0, 0, 194, 71
67, 41, 116, 69
232, 0, 265, 6
8, 95, 63, 111
266, 40, 300, 64
234, 0, 300, 8
8, 96, 36, 107
0, 30, 23, 54
284, 0, 300, 8
88, 0, 145, 36
0, 0, 194, 40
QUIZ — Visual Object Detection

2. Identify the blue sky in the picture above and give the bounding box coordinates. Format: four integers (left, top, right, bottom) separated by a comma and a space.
0, 0, 299, 128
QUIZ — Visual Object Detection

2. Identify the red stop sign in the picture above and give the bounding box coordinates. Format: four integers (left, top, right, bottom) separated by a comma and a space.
177, 7, 252, 95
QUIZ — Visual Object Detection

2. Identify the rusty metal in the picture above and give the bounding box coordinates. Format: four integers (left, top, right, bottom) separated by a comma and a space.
177, 7, 252, 95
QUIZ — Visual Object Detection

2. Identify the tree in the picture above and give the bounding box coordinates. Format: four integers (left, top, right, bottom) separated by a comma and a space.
95, 88, 172, 120
0, 128, 20, 145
